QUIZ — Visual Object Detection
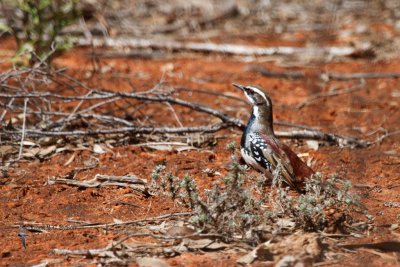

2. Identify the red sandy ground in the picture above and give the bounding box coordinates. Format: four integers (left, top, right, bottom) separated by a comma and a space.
0, 36, 399, 266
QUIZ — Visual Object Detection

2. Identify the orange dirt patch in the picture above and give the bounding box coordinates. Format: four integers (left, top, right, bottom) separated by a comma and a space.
1, 33, 399, 266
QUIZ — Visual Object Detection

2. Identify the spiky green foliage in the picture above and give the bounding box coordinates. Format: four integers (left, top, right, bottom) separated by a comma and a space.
152, 143, 367, 243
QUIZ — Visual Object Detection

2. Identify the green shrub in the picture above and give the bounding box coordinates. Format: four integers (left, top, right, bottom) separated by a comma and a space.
151, 143, 368, 243
1, 0, 80, 65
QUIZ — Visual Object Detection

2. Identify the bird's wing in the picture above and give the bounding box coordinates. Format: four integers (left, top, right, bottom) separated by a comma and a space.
249, 134, 297, 188
279, 142, 315, 180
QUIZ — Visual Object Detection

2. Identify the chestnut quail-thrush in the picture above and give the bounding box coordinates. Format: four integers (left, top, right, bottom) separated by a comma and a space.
233, 83, 314, 189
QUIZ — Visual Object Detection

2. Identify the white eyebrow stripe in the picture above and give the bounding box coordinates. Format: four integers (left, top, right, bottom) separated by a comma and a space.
247, 86, 269, 104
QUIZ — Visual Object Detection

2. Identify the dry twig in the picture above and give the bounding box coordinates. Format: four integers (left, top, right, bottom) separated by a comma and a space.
17, 98, 28, 160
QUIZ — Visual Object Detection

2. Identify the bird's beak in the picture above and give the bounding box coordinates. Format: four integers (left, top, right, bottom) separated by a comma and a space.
232, 83, 246, 91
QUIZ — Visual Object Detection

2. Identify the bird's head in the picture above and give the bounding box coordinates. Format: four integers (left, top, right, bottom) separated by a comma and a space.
232, 83, 272, 107
233, 83, 274, 132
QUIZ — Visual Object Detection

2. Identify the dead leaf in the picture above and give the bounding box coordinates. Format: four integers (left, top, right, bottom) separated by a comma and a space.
38, 145, 57, 158
135, 142, 197, 151
22, 147, 40, 158
165, 226, 195, 237
237, 232, 322, 265
185, 238, 214, 249
237, 249, 257, 265
275, 255, 305, 267
0, 145, 14, 155
93, 144, 106, 154
203, 241, 229, 250
136, 257, 170, 267
276, 218, 296, 230
184, 238, 228, 251
383, 150, 397, 155
56, 144, 90, 153
149, 221, 166, 232
63, 153, 76, 166
22, 141, 38, 146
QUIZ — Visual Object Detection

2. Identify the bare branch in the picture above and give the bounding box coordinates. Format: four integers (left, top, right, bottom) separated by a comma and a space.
18, 212, 194, 231
3, 123, 232, 136
275, 129, 368, 148
0, 90, 245, 127
77, 37, 361, 57
249, 65, 400, 81
48, 174, 147, 194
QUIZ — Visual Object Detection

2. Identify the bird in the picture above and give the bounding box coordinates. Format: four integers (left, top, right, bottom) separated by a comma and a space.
233, 83, 314, 190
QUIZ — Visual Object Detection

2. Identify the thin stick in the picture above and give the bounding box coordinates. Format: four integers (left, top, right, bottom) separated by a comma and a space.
0, 97, 15, 124
59, 91, 92, 130
17, 98, 28, 160
246, 65, 305, 79
174, 86, 247, 104
77, 96, 121, 114
371, 130, 400, 144
165, 102, 184, 127
297, 79, 365, 109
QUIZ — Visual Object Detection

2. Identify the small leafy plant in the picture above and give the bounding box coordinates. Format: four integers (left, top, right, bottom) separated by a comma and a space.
2, 0, 80, 65
269, 173, 363, 231
151, 142, 367, 243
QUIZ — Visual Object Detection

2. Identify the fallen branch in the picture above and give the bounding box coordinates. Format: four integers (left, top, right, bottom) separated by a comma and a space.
26, 110, 134, 127
3, 123, 232, 136
246, 65, 305, 79
274, 129, 369, 148
17, 212, 194, 231
248, 65, 400, 80
48, 174, 147, 192
77, 37, 360, 57
328, 72, 400, 81
3, 125, 369, 148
